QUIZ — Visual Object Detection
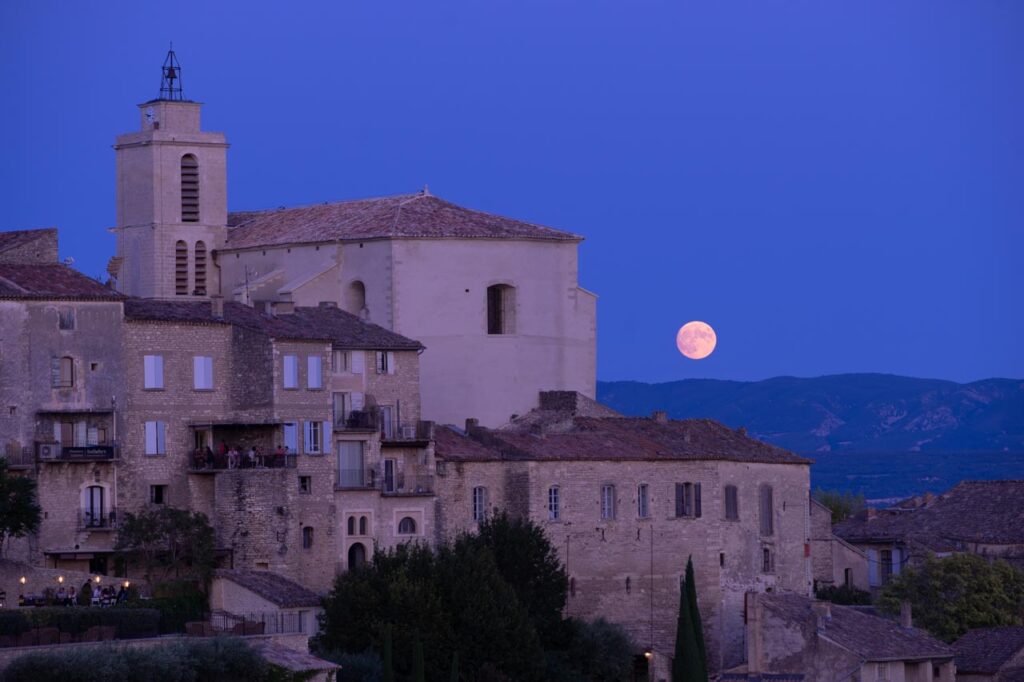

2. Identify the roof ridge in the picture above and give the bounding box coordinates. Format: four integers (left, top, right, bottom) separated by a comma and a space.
229, 192, 422, 218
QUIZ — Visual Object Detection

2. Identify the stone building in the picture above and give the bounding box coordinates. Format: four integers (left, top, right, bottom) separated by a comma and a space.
107, 54, 596, 429
834, 481, 1024, 589
432, 391, 814, 676
809, 497, 869, 593
730, 593, 955, 681
0, 229, 126, 572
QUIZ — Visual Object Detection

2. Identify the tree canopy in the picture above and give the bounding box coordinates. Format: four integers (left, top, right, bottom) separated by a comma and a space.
114, 507, 216, 584
812, 488, 865, 524
0, 458, 41, 556
315, 513, 634, 681
878, 553, 1024, 642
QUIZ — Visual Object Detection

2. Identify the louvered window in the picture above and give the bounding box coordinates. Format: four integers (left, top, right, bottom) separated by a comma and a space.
175, 241, 188, 295
51, 357, 74, 388
193, 241, 206, 295
724, 485, 739, 520
180, 155, 199, 222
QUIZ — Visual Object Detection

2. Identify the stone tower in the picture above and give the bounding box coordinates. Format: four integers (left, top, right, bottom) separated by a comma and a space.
111, 48, 227, 299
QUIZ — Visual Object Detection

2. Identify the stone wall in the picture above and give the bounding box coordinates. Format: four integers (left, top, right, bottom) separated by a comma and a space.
0, 229, 58, 264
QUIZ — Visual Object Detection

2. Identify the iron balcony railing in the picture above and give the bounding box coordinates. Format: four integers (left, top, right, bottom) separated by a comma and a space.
336, 468, 376, 489
189, 452, 298, 472
335, 467, 434, 495
78, 508, 118, 530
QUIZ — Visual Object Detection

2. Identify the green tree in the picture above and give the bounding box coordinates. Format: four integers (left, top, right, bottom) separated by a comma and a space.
0, 458, 42, 556
114, 507, 216, 584
878, 553, 1024, 642
812, 488, 865, 524
449, 652, 459, 682
684, 557, 708, 679
382, 625, 394, 682
411, 630, 425, 682
673, 557, 707, 682
471, 511, 568, 642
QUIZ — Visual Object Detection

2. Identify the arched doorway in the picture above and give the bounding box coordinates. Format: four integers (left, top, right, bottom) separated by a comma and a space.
348, 542, 367, 570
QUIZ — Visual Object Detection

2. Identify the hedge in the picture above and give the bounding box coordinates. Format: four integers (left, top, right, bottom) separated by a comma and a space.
0, 612, 29, 637
19, 607, 161, 639
1, 637, 267, 682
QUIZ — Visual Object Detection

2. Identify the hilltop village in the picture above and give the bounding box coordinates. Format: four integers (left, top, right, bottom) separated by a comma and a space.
1, 60, 1020, 681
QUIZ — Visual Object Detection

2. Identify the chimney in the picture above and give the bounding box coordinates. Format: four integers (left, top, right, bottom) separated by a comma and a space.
812, 601, 832, 631
465, 418, 479, 434
210, 295, 224, 319
900, 601, 912, 628
652, 410, 668, 423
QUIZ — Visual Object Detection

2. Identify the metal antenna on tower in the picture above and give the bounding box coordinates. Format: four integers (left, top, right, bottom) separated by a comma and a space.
159, 44, 185, 101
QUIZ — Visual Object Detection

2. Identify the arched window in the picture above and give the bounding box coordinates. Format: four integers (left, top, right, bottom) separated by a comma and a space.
180, 154, 199, 222
175, 240, 188, 295
348, 542, 366, 570
397, 516, 416, 535
359, 516, 368, 535
82, 486, 104, 528
472, 486, 488, 522
759, 484, 774, 536
344, 281, 366, 316
346, 517, 355, 535
486, 284, 515, 335
193, 241, 207, 295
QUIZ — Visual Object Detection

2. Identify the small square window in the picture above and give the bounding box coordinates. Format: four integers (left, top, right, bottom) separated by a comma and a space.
90, 362, 99, 372
299, 476, 312, 494
149, 485, 167, 505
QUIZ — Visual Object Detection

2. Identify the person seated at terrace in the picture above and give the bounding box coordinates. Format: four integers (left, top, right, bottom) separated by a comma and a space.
246, 447, 257, 468
227, 447, 240, 469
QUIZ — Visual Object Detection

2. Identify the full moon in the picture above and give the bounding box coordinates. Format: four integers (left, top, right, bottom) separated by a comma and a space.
676, 321, 717, 360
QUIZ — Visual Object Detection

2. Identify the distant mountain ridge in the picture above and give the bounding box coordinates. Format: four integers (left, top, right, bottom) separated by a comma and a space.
597, 374, 1024, 453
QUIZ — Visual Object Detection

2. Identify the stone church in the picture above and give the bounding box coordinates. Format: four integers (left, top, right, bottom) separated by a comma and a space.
107, 62, 596, 429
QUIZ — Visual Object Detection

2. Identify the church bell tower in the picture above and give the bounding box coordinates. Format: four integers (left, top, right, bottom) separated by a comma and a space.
111, 47, 228, 299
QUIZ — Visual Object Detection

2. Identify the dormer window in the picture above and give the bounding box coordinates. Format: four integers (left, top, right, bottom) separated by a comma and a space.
180, 154, 199, 222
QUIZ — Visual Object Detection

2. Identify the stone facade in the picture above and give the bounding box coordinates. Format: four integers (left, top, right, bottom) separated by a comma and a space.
809, 498, 869, 593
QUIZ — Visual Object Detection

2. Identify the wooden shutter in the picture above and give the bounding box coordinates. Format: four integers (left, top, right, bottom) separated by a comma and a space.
386, 352, 395, 375
694, 483, 702, 518
145, 422, 157, 454
51, 357, 62, 387
675, 483, 685, 517
351, 352, 364, 374
352, 392, 365, 411
322, 421, 332, 455
283, 423, 297, 453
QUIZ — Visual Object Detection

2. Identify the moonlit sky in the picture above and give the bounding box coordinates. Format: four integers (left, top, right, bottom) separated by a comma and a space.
2, 1, 1021, 383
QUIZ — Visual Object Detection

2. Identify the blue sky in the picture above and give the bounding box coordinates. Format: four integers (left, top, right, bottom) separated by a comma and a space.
2, 1, 1021, 383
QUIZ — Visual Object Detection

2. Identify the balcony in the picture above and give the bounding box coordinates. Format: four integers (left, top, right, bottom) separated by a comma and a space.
189, 452, 298, 473
335, 467, 434, 495
38, 443, 119, 463
336, 410, 378, 432
381, 421, 431, 446
78, 508, 117, 531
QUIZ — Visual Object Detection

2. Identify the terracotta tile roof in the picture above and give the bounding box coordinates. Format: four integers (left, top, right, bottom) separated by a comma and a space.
214, 569, 321, 608
435, 408, 811, 465
953, 627, 1024, 674
123, 299, 422, 350
224, 192, 580, 249
834, 480, 1024, 546
0, 263, 122, 300
763, 594, 954, 661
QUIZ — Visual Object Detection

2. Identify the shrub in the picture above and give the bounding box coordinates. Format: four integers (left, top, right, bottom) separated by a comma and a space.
20, 607, 160, 639
141, 580, 209, 633
0, 611, 29, 637
815, 583, 872, 606
77, 581, 93, 606
2, 636, 266, 682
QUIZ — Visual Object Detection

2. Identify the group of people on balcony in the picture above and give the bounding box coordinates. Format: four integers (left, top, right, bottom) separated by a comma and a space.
192, 442, 292, 470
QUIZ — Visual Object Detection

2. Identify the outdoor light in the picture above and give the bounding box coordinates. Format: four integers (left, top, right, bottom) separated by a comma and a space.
18, 577, 26, 585
123, 581, 131, 589
94, 576, 102, 584
644, 649, 653, 660
57, 576, 64, 584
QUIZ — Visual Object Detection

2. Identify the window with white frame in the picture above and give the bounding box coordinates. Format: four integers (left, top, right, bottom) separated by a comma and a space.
283, 355, 299, 389
193, 356, 213, 390
307, 355, 323, 389
637, 484, 650, 519
548, 486, 560, 520
331, 349, 348, 374
601, 484, 616, 520
375, 351, 395, 375
144, 355, 164, 389
472, 486, 488, 522
303, 421, 330, 455
144, 421, 166, 455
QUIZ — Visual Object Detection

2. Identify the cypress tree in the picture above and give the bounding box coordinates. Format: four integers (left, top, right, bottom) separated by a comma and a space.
449, 651, 460, 682
685, 556, 709, 680
672, 561, 705, 682
382, 624, 394, 682
412, 629, 426, 682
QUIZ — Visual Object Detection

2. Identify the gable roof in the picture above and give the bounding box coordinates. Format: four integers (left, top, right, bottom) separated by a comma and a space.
123, 299, 423, 350
834, 480, 1024, 546
953, 627, 1024, 674
763, 594, 954, 662
435, 401, 811, 465
0, 263, 122, 300
214, 569, 321, 608
224, 192, 580, 250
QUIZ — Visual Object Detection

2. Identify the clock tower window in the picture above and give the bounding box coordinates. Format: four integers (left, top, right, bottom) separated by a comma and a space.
180, 154, 199, 222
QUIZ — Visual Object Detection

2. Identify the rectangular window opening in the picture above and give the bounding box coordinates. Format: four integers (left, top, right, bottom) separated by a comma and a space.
149, 485, 167, 505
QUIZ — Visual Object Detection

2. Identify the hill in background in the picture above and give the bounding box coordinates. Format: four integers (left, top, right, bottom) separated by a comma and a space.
597, 374, 1024, 453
